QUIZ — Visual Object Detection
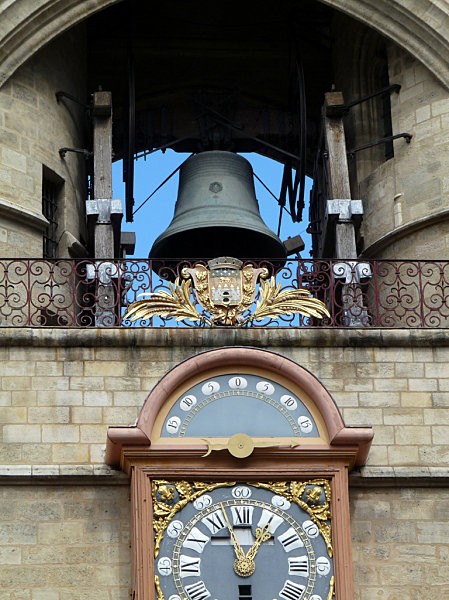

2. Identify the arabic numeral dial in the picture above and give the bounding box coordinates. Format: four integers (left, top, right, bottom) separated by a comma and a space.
201, 381, 220, 395
232, 485, 252, 498
316, 557, 331, 576
256, 381, 275, 395
298, 416, 313, 433
228, 376, 248, 389
180, 395, 197, 411
165, 416, 181, 434
193, 495, 213, 510
280, 395, 298, 411
302, 520, 319, 538
158, 556, 172, 576
167, 520, 184, 538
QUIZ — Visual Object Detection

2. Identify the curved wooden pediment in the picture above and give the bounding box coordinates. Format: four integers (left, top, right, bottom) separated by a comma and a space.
106, 347, 373, 470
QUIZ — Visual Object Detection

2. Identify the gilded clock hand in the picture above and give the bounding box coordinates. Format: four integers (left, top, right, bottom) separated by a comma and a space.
220, 503, 258, 578
220, 503, 246, 561
202, 434, 302, 458
245, 523, 271, 561
202, 439, 228, 457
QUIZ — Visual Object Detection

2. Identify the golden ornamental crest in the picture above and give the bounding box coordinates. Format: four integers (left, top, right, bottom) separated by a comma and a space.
124, 257, 330, 327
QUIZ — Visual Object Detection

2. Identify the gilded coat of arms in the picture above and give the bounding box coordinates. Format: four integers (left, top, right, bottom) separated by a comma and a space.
182, 257, 268, 325
124, 256, 330, 327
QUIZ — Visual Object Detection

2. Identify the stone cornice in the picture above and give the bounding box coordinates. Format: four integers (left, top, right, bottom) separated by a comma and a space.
0, 197, 48, 230
0, 326, 448, 348
0, 464, 447, 487
361, 207, 449, 257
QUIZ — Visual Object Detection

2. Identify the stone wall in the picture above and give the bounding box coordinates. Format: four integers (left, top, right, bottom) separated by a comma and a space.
0, 485, 130, 600
332, 14, 449, 260
0, 26, 87, 258
0, 329, 448, 599
351, 486, 449, 599
360, 42, 449, 258
0, 329, 447, 470
0, 483, 447, 599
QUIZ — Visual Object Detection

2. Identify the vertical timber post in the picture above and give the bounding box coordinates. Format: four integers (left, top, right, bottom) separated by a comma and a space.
323, 92, 368, 326
86, 91, 123, 326
93, 90, 114, 259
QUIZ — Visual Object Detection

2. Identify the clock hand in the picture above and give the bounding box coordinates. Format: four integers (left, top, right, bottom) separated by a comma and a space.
245, 523, 271, 561
202, 439, 228, 457
220, 504, 245, 560
202, 434, 302, 459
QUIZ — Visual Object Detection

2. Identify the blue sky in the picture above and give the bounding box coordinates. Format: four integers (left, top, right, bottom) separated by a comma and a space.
113, 152, 311, 258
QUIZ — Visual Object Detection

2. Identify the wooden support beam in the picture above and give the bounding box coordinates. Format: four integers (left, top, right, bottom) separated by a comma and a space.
88, 91, 123, 326
322, 92, 368, 326
93, 91, 113, 200
324, 91, 351, 201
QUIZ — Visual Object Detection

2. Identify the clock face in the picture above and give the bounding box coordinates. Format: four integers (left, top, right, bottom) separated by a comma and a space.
160, 373, 321, 439
153, 481, 333, 600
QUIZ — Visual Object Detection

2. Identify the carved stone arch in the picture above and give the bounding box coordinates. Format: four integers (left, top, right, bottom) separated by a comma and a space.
0, 0, 120, 86
1, 0, 449, 88
321, 0, 449, 85
106, 347, 373, 468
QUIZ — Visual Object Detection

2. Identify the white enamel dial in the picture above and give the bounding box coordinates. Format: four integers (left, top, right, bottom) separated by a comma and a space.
162, 374, 319, 438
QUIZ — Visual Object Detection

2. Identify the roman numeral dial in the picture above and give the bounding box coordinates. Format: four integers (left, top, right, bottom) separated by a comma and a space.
155, 482, 333, 600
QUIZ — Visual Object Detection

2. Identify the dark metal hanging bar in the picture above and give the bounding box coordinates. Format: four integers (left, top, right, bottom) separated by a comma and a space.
348, 132, 412, 157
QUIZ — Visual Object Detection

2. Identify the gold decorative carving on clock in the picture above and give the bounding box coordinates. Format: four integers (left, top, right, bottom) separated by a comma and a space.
151, 479, 333, 560
152, 481, 237, 557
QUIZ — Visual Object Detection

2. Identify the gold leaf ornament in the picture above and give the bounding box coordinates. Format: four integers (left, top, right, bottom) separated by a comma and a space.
123, 278, 203, 324
124, 261, 328, 327
251, 277, 330, 323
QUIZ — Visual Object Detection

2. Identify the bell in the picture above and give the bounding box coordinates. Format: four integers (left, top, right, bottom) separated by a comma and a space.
149, 151, 287, 267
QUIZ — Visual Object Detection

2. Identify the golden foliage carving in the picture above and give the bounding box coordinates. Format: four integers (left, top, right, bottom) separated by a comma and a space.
124, 273, 329, 326
289, 479, 333, 557
152, 480, 236, 558
249, 277, 330, 323
123, 278, 203, 324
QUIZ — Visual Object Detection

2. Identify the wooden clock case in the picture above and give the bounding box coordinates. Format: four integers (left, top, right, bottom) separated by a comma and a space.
105, 347, 373, 600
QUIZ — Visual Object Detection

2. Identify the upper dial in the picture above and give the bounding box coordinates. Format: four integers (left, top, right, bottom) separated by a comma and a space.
161, 373, 319, 438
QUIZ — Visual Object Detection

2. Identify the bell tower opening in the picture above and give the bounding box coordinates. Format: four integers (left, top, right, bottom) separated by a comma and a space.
83, 0, 404, 263
89, 0, 334, 260
1, 0, 414, 264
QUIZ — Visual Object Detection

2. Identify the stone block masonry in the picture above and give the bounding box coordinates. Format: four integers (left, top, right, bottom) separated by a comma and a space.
0, 485, 131, 599
0, 328, 448, 599
0, 328, 447, 469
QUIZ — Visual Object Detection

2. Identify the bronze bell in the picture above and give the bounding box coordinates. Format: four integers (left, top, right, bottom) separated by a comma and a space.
148, 151, 287, 266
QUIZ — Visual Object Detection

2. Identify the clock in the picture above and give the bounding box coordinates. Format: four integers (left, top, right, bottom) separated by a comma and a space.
157, 372, 324, 441
152, 480, 334, 600
107, 348, 371, 600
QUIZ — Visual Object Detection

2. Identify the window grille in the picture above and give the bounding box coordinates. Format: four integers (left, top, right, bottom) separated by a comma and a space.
42, 175, 60, 259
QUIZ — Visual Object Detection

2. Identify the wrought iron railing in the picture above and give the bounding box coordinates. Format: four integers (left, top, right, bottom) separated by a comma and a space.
0, 258, 448, 328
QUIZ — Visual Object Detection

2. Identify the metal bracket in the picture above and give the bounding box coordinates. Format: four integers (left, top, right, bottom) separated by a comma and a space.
348, 133, 412, 157
59, 147, 93, 160
55, 91, 90, 110
345, 84, 401, 109
332, 261, 372, 284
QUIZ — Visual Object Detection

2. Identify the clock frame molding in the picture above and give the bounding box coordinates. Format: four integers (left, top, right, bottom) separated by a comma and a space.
105, 347, 373, 600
